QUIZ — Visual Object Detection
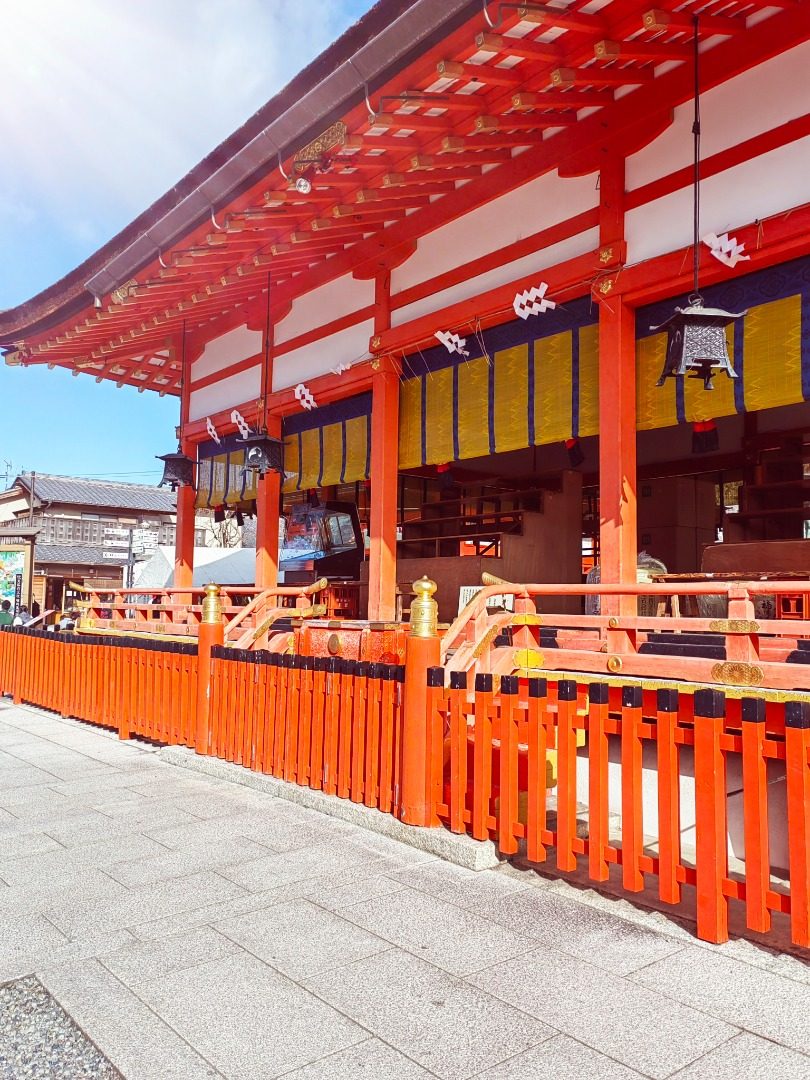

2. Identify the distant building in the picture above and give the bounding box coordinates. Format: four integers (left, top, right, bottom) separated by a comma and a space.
0, 473, 209, 612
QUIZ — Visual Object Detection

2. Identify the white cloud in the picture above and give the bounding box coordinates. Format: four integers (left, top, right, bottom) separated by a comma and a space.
1, 0, 367, 231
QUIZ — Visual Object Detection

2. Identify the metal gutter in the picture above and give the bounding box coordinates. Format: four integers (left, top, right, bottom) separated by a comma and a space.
0, 0, 478, 343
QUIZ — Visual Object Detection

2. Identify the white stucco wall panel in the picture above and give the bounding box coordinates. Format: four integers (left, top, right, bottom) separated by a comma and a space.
391, 169, 598, 296
272, 318, 374, 391
275, 273, 374, 345
191, 324, 262, 382
626, 136, 810, 266
392, 227, 599, 327
626, 41, 810, 192
188, 365, 261, 421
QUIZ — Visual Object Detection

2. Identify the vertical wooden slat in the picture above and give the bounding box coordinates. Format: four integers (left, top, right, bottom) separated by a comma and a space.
620, 684, 644, 892
350, 662, 369, 802
785, 701, 810, 948
472, 673, 493, 841
526, 677, 548, 864
498, 675, 520, 855
693, 688, 729, 944
741, 696, 770, 933
309, 656, 327, 790
337, 660, 354, 799
449, 670, 468, 834
323, 657, 341, 794
656, 687, 682, 905
556, 679, 578, 872
365, 664, 383, 808
297, 656, 315, 786
588, 681, 611, 882
378, 665, 396, 814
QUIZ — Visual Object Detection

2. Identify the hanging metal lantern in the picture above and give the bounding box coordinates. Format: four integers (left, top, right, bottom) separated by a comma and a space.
655, 17, 748, 394
156, 447, 194, 490
652, 298, 745, 390
239, 432, 285, 476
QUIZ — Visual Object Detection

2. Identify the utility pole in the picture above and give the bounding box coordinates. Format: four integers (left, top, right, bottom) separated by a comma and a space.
126, 526, 135, 589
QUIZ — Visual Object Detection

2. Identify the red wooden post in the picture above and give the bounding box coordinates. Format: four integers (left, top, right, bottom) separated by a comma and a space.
449, 670, 468, 834
498, 674, 520, 855
174, 481, 196, 599
693, 688, 729, 944
588, 681, 611, 882
656, 687, 682, 905
401, 577, 441, 826
621, 684, 645, 892
785, 701, 810, 948
526, 676, 549, 864
196, 584, 225, 756
740, 697, 771, 934
255, 457, 281, 591
556, 678, 578, 872
597, 160, 637, 619
367, 358, 400, 622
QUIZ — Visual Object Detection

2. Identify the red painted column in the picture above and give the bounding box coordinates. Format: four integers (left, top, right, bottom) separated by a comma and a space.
255, 417, 282, 590
597, 159, 637, 616
174, 480, 195, 593
368, 272, 399, 622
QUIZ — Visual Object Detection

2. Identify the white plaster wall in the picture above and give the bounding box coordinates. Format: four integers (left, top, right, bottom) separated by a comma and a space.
188, 364, 261, 421
626, 136, 810, 266
191, 324, 262, 381
392, 169, 598, 296
392, 228, 599, 326
627, 41, 810, 191
275, 273, 374, 345
272, 318, 374, 391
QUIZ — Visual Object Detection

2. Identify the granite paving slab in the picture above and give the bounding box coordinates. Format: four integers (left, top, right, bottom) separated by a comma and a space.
216, 897, 391, 980
631, 946, 810, 1054
469, 947, 737, 1078
305, 948, 555, 1080
278, 1037, 436, 1078
137, 949, 365, 1079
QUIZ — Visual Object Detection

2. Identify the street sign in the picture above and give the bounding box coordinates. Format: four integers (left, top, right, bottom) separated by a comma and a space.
102, 551, 129, 561
103, 527, 130, 538
103, 538, 130, 549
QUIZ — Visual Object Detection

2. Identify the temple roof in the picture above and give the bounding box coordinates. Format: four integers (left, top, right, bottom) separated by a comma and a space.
1, 0, 803, 395
11, 473, 177, 514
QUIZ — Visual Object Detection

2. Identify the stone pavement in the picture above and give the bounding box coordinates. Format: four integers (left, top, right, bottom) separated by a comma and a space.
0, 699, 807, 1080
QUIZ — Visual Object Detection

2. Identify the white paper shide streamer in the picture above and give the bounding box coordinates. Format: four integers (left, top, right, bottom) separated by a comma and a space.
294, 383, 317, 410
205, 417, 221, 444
703, 232, 750, 269
513, 282, 556, 319
435, 330, 470, 357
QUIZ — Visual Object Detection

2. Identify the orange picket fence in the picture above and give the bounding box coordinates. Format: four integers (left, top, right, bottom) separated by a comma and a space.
206, 648, 405, 814
0, 626, 198, 745
425, 667, 810, 948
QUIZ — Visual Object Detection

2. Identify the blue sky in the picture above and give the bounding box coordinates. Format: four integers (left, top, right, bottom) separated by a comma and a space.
0, 0, 370, 483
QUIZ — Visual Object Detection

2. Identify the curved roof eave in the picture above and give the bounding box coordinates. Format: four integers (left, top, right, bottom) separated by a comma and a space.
0, 0, 477, 344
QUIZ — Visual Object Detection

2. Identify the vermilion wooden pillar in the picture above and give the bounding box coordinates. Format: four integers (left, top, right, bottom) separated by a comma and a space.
368, 270, 399, 622
174, 481, 196, 591
255, 417, 282, 590
598, 159, 637, 615
368, 365, 399, 622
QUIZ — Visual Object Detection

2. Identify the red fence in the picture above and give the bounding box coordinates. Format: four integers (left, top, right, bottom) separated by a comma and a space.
426, 667, 810, 948
0, 627, 198, 745
207, 649, 404, 814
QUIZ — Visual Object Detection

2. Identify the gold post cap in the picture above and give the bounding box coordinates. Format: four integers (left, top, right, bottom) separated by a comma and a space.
201, 582, 222, 624
410, 576, 438, 638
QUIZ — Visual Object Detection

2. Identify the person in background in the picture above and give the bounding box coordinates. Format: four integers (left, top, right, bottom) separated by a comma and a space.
31, 601, 40, 618
0, 600, 12, 626
58, 610, 78, 631
12, 605, 32, 627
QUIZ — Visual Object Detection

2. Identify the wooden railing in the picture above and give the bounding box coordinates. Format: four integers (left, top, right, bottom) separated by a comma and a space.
77, 580, 328, 647
442, 579, 810, 691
